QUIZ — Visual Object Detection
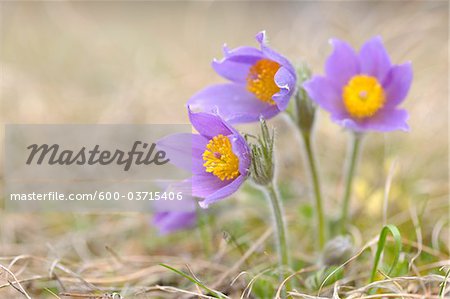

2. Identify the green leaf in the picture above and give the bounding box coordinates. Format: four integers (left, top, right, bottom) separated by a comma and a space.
252, 275, 276, 298
370, 224, 402, 283
306, 266, 343, 291
43, 288, 60, 299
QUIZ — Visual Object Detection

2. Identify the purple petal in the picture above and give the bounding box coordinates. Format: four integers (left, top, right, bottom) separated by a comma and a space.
188, 84, 279, 124
153, 175, 227, 202
361, 109, 409, 132
303, 75, 347, 115
153, 211, 197, 235
160, 178, 208, 202
359, 36, 392, 82
153, 189, 197, 213
325, 39, 360, 88
156, 133, 208, 174
334, 109, 409, 132
229, 133, 251, 175
383, 62, 413, 108
199, 175, 246, 208
212, 45, 264, 83
273, 66, 296, 111
191, 173, 231, 199
255, 31, 296, 78
188, 107, 233, 138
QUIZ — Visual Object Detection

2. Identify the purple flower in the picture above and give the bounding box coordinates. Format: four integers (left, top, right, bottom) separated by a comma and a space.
303, 37, 413, 132
152, 197, 197, 235
156, 108, 251, 208
153, 211, 197, 234
188, 31, 297, 124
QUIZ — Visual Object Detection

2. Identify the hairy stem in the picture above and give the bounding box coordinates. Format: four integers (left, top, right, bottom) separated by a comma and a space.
301, 131, 327, 249
340, 133, 363, 233
265, 182, 291, 296
198, 211, 212, 258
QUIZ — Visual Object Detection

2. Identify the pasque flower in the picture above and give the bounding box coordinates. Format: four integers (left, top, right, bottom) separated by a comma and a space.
152, 195, 197, 235
156, 108, 251, 208
153, 210, 197, 235
188, 31, 297, 124
303, 37, 413, 132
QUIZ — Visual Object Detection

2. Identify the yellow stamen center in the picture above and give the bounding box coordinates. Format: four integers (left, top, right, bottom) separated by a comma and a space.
343, 75, 386, 118
247, 59, 281, 105
203, 134, 240, 181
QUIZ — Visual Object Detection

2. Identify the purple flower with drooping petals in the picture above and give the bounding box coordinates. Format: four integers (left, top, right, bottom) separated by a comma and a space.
152, 190, 197, 234
303, 36, 413, 132
153, 211, 197, 235
156, 108, 251, 208
152, 197, 197, 235
188, 31, 297, 124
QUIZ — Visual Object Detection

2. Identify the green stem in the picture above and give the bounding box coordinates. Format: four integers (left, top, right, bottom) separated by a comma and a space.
198, 211, 212, 258
340, 133, 363, 233
301, 131, 326, 249
265, 182, 291, 296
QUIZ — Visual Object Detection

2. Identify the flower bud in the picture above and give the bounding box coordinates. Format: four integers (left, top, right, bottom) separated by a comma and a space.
248, 118, 275, 186
290, 64, 317, 135
321, 235, 353, 266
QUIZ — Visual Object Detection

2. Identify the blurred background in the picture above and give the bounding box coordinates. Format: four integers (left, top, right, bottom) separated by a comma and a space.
0, 1, 448, 298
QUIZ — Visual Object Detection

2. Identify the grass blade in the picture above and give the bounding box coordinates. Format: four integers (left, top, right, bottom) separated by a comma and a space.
370, 224, 402, 283
160, 263, 228, 298
439, 266, 450, 297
